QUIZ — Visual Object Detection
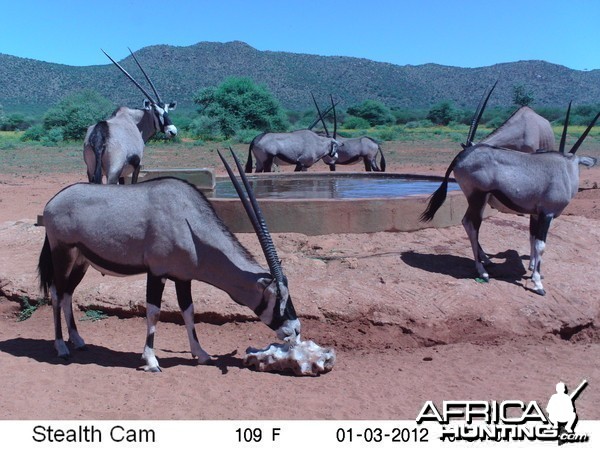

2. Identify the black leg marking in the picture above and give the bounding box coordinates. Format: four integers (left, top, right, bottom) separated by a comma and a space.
145, 332, 155, 349
147, 273, 166, 308
535, 213, 553, 242
175, 280, 193, 312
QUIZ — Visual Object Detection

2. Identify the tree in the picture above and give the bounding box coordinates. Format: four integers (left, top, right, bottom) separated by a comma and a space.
42, 90, 114, 141
0, 113, 33, 131
346, 100, 394, 126
512, 84, 534, 107
427, 101, 456, 125
192, 77, 288, 139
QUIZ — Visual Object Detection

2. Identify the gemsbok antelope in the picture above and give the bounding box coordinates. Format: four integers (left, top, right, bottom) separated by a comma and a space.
245, 96, 341, 173
420, 89, 599, 296
38, 149, 301, 371
322, 135, 386, 172
313, 95, 386, 172
83, 49, 177, 184
470, 83, 557, 263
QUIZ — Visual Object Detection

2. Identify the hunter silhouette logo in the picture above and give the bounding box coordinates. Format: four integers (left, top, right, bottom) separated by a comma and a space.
546, 379, 588, 444
416, 379, 590, 443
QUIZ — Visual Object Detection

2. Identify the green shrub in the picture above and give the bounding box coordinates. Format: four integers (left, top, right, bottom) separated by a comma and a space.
342, 115, 371, 130
346, 99, 394, 126
427, 101, 457, 125
21, 124, 45, 141
193, 77, 289, 139
42, 90, 114, 141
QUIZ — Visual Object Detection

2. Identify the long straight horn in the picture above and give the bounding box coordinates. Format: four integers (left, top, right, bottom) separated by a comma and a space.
465, 80, 498, 147
569, 110, 600, 155
101, 49, 156, 104
217, 148, 284, 283
307, 101, 339, 130
330, 94, 337, 139
311, 92, 329, 137
128, 47, 163, 104
559, 101, 572, 153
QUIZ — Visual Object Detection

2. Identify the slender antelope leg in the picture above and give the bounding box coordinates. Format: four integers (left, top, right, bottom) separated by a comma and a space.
175, 280, 211, 364
142, 274, 165, 372
50, 286, 70, 359
63, 260, 89, 350
531, 213, 553, 296
462, 192, 489, 280
528, 215, 539, 271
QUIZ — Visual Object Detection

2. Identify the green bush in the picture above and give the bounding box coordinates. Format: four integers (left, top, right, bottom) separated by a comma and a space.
427, 101, 457, 126
0, 113, 33, 131
21, 125, 45, 141
193, 77, 289, 139
346, 100, 394, 126
41, 127, 64, 146
187, 115, 224, 140
42, 90, 114, 141
342, 115, 371, 130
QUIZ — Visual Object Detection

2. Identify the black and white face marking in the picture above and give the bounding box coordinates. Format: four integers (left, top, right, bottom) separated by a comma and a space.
144, 100, 178, 137
255, 279, 301, 343
329, 139, 341, 159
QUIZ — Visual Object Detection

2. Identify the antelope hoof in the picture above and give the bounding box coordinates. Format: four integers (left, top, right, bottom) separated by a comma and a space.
55, 341, 70, 360
534, 288, 546, 296
143, 365, 162, 373
475, 273, 489, 282
195, 352, 212, 365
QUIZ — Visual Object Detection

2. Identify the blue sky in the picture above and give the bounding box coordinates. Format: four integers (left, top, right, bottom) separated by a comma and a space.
1, 0, 598, 70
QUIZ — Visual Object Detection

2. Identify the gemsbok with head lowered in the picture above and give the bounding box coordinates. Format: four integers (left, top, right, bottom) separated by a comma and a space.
420, 86, 599, 296
83, 49, 177, 184
314, 95, 386, 172
322, 136, 386, 172
245, 96, 342, 173
38, 149, 301, 371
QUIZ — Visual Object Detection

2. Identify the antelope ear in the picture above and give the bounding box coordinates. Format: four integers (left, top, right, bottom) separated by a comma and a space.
578, 156, 597, 168
168, 101, 177, 111
143, 99, 152, 110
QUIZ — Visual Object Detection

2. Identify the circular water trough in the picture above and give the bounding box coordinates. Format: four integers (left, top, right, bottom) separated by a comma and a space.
205, 172, 477, 235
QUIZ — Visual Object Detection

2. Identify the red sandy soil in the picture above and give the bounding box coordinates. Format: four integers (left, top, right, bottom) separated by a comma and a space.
1, 156, 599, 421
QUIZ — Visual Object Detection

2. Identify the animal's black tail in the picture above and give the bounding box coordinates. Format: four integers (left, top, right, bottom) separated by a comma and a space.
420, 154, 461, 222
245, 147, 254, 173
378, 145, 386, 172
38, 234, 53, 297
88, 121, 109, 183
245, 132, 266, 173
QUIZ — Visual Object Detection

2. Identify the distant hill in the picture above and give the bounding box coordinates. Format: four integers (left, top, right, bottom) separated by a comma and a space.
1, 41, 599, 114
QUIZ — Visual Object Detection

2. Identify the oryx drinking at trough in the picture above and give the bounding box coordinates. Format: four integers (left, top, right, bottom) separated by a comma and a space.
245, 97, 342, 173
322, 135, 386, 172
83, 49, 177, 184
311, 95, 386, 172
38, 149, 300, 371
420, 88, 599, 296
